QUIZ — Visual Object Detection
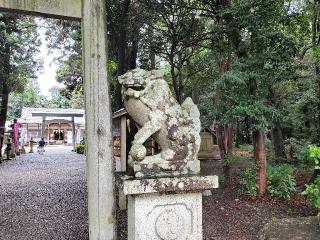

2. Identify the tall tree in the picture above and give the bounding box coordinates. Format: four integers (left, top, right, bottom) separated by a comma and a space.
0, 13, 41, 158
141, 0, 206, 103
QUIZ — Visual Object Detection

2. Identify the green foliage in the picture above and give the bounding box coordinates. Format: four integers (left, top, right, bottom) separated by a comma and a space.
75, 145, 85, 155
267, 164, 296, 199
0, 14, 41, 136
240, 164, 296, 199
76, 137, 86, 154
240, 166, 258, 196
17, 0, 320, 168
222, 155, 242, 167
0, 14, 41, 92
46, 87, 71, 108
218, 175, 226, 183
265, 138, 275, 160
7, 79, 42, 120
238, 144, 254, 154
284, 138, 313, 166
302, 146, 320, 209
302, 176, 320, 209
44, 19, 82, 102
309, 145, 320, 169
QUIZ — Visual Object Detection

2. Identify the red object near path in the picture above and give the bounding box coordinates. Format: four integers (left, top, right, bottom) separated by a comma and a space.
11, 120, 21, 148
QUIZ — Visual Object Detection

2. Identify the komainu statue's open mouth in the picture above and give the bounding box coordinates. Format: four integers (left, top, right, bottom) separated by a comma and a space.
125, 84, 145, 91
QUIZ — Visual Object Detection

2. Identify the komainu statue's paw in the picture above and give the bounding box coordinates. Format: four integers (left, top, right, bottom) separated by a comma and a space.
130, 144, 147, 161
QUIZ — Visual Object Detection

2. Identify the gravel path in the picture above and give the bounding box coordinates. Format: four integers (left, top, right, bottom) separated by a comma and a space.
0, 146, 89, 240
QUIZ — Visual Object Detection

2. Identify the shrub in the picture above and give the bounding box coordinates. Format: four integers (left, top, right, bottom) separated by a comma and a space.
284, 138, 313, 166
240, 164, 297, 199
265, 138, 275, 160
267, 164, 296, 199
240, 166, 257, 196
309, 145, 320, 169
302, 176, 320, 209
238, 144, 254, 153
302, 145, 320, 209
222, 155, 241, 167
80, 137, 86, 146
76, 144, 85, 154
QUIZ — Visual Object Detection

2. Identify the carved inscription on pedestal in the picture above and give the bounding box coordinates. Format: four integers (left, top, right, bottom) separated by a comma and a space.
155, 209, 185, 240
128, 191, 203, 239
147, 204, 192, 240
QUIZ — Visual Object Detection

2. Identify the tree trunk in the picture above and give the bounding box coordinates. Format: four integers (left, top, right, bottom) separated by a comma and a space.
224, 125, 233, 155
127, 40, 138, 70
235, 118, 241, 148
214, 57, 231, 157
115, 0, 131, 109
115, 30, 127, 108
216, 125, 225, 158
171, 64, 181, 104
244, 117, 252, 144
127, 26, 139, 70
253, 130, 267, 196
150, 49, 156, 70
316, 65, 320, 144
147, 26, 156, 70
177, 70, 184, 103
192, 88, 199, 104
0, 82, 9, 159
271, 122, 286, 161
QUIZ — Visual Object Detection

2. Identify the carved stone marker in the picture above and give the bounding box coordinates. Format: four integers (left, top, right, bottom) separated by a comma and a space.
119, 69, 218, 240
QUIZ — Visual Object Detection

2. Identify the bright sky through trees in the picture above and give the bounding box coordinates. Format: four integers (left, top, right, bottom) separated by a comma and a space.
36, 19, 63, 96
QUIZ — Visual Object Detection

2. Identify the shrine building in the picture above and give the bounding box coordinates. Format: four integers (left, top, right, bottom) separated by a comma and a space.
19, 107, 85, 146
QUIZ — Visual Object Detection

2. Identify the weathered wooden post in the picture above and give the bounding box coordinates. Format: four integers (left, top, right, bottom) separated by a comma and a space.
0, 0, 116, 239
119, 115, 128, 210
82, 0, 116, 238
41, 116, 46, 139
71, 116, 76, 151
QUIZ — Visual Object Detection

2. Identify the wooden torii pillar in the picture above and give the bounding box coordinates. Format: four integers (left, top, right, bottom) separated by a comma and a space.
0, 1, 115, 239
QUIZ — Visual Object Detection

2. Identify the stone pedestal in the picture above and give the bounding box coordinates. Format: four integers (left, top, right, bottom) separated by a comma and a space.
123, 175, 218, 240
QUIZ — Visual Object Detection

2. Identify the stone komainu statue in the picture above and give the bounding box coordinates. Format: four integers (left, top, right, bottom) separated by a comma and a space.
119, 69, 201, 177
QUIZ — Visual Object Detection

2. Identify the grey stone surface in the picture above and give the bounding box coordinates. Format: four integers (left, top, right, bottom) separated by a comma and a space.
202, 190, 212, 197
128, 192, 202, 240
122, 175, 218, 195
259, 216, 320, 240
119, 69, 201, 178
0, 0, 81, 20
0, 146, 88, 240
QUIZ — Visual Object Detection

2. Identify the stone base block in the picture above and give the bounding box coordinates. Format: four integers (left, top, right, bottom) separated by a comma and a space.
133, 160, 200, 178
128, 192, 202, 240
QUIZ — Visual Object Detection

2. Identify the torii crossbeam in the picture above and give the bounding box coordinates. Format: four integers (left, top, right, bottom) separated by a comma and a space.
0, 1, 115, 239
